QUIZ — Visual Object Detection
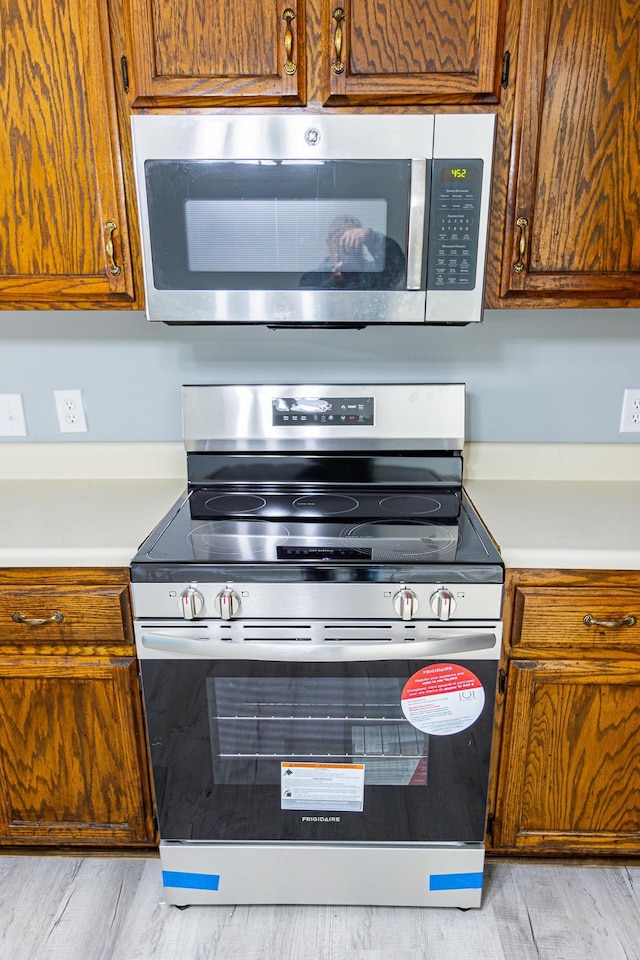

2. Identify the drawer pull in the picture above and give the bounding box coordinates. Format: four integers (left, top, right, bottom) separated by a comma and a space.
583, 614, 636, 629
12, 611, 64, 626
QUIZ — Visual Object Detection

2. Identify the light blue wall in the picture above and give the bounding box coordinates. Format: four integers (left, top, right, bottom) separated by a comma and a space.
1, 308, 639, 443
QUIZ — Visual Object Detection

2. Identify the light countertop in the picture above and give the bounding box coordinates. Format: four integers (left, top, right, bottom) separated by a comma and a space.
465, 480, 640, 570
0, 479, 186, 567
464, 442, 640, 569
0, 443, 186, 568
0, 441, 639, 570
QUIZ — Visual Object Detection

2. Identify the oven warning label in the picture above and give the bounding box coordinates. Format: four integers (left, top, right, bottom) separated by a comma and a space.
281, 762, 365, 812
401, 664, 485, 736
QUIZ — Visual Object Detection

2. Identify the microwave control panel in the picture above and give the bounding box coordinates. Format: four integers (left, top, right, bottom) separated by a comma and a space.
427, 159, 484, 292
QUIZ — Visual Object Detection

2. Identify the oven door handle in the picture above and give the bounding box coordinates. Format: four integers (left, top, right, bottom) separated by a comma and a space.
139, 630, 500, 661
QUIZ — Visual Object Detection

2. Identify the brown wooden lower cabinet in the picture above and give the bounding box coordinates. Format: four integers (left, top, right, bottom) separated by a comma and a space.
0, 569, 156, 848
489, 569, 640, 856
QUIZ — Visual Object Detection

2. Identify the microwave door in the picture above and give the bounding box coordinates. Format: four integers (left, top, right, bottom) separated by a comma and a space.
138, 154, 429, 326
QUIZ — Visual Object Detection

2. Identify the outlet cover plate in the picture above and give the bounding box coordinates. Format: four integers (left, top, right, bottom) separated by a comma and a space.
620, 388, 640, 432
54, 389, 88, 433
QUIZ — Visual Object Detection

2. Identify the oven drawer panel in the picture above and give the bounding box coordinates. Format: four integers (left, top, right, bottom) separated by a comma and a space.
160, 841, 485, 908
512, 587, 640, 657
0, 585, 132, 648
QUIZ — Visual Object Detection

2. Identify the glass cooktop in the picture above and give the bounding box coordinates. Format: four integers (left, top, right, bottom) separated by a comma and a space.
135, 486, 500, 568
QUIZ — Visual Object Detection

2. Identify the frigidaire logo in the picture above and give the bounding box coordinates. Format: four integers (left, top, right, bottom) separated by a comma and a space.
301, 816, 341, 822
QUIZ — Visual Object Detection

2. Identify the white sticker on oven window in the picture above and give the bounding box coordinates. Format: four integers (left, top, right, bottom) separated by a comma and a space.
401, 663, 485, 736
281, 762, 364, 812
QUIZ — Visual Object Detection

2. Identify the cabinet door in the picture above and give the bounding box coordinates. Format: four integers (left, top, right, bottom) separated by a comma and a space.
0, 658, 156, 845
498, 0, 640, 305
493, 659, 640, 854
123, 0, 305, 106
0, 0, 136, 307
321, 0, 506, 105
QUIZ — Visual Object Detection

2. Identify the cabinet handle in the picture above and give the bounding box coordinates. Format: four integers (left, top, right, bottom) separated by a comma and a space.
104, 220, 122, 276
332, 7, 345, 74
583, 614, 637, 629
282, 8, 297, 76
513, 216, 529, 273
12, 611, 65, 626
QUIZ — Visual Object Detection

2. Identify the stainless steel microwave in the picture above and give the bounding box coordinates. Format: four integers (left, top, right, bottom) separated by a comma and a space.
131, 113, 495, 327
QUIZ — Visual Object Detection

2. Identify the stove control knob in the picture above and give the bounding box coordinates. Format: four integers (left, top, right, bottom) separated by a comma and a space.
178, 587, 204, 620
214, 588, 240, 620
393, 588, 419, 621
430, 588, 456, 621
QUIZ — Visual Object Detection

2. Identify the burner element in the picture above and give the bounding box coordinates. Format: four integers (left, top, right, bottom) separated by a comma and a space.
343, 520, 457, 561
293, 494, 359, 516
188, 521, 290, 560
204, 494, 267, 514
379, 495, 441, 516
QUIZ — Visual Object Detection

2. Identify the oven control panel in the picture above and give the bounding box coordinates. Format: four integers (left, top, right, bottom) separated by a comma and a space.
272, 396, 374, 426
132, 581, 503, 622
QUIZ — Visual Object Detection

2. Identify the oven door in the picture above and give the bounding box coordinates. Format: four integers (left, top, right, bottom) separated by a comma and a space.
136, 622, 501, 845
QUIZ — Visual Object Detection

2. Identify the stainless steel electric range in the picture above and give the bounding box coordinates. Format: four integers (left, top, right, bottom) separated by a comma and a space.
130, 383, 504, 908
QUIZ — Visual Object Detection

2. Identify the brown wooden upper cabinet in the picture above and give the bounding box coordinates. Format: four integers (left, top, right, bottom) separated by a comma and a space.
122, 0, 507, 108
491, 0, 640, 307
0, 0, 137, 308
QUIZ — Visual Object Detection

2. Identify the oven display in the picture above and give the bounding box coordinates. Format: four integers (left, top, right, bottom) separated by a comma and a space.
272, 396, 374, 426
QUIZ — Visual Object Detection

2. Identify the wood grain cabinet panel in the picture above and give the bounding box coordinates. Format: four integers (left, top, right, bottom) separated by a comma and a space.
511, 586, 640, 659
493, 659, 640, 854
0, 658, 155, 845
0, 585, 132, 648
123, 0, 506, 107
489, 0, 640, 307
124, 0, 306, 105
490, 570, 640, 857
0, 569, 156, 848
322, 0, 505, 105
0, 0, 137, 307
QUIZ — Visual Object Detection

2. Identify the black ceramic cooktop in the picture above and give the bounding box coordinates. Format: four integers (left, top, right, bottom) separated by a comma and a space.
134, 486, 502, 568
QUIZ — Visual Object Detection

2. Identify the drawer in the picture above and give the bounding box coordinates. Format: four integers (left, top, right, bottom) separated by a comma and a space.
512, 586, 640, 657
0, 584, 132, 647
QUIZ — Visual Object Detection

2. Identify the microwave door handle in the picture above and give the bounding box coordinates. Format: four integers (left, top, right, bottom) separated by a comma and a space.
406, 158, 427, 290
139, 630, 499, 661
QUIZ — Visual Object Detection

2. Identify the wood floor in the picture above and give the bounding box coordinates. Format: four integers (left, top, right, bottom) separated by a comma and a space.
1, 855, 639, 960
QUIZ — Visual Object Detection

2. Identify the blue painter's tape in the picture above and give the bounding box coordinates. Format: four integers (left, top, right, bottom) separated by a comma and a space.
162, 870, 220, 891
429, 872, 483, 891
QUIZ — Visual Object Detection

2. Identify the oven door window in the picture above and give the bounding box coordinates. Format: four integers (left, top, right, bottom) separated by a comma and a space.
140, 657, 497, 844
209, 676, 428, 791
143, 160, 414, 292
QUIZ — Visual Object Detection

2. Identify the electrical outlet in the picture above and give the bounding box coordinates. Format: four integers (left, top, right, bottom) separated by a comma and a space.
54, 389, 88, 433
0, 393, 27, 436
620, 388, 640, 432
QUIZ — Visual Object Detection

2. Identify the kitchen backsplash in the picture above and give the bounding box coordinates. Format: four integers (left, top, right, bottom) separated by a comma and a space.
1, 307, 639, 444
